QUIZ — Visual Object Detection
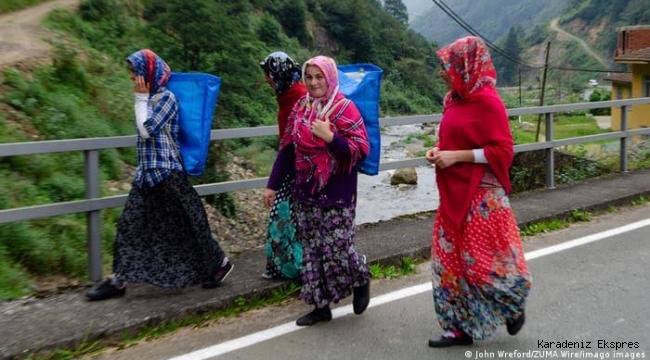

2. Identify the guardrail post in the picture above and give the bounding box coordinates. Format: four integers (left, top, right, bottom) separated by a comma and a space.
85, 150, 102, 282
545, 112, 555, 189
620, 105, 628, 173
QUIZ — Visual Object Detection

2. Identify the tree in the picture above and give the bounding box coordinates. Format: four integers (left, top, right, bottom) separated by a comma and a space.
383, 0, 408, 27
145, 0, 224, 71
494, 27, 523, 86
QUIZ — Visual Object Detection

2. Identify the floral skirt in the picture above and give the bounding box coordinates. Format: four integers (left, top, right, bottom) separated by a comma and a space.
294, 201, 369, 308
265, 175, 301, 279
113, 171, 225, 288
431, 188, 532, 339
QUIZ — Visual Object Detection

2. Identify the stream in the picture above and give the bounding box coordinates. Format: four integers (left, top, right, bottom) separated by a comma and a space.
356, 124, 439, 225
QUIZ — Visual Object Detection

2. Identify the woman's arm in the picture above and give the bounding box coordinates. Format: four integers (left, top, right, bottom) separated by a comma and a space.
144, 91, 178, 135
267, 143, 295, 191
134, 93, 150, 138
264, 143, 295, 208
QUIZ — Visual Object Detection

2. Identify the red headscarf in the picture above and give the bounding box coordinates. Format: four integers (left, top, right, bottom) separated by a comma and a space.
435, 36, 514, 229
280, 56, 369, 193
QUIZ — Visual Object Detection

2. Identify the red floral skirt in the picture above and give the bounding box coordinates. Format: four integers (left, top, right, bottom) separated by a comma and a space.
431, 187, 532, 339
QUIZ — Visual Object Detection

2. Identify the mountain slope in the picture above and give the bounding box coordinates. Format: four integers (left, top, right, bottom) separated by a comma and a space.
410, 0, 567, 46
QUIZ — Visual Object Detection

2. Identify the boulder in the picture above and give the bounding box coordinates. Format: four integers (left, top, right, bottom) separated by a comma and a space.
390, 167, 418, 185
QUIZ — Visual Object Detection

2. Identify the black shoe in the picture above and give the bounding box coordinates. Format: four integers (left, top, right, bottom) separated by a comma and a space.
261, 271, 287, 280
203, 258, 234, 289
296, 306, 332, 326
428, 333, 473, 348
352, 281, 370, 315
86, 279, 126, 301
507, 310, 525, 335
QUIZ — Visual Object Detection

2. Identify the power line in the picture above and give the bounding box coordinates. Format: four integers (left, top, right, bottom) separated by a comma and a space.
431, 0, 542, 69
431, 0, 627, 74
550, 66, 627, 74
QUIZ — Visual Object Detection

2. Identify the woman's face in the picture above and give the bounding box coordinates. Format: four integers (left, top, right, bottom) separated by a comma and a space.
263, 73, 275, 90
127, 63, 136, 82
438, 64, 452, 91
304, 65, 328, 98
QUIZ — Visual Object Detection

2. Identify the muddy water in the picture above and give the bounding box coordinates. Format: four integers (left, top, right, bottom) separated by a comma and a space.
356, 124, 439, 225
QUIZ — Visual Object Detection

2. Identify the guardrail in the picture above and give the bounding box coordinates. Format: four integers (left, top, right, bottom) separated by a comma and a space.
1, 98, 650, 280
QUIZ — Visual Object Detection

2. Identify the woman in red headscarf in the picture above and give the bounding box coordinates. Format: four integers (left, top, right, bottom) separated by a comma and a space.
264, 55, 371, 326
425, 37, 532, 347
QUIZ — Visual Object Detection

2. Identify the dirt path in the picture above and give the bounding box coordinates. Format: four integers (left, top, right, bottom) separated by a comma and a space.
549, 18, 608, 68
0, 0, 78, 68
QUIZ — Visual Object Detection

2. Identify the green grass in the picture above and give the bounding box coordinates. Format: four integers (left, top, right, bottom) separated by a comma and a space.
631, 195, 648, 206
231, 139, 279, 177
511, 114, 609, 144
519, 198, 648, 238
369, 257, 418, 279
519, 209, 593, 237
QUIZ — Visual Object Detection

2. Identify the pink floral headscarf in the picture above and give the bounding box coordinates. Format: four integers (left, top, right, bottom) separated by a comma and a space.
301, 55, 340, 122
281, 55, 369, 193
436, 36, 497, 105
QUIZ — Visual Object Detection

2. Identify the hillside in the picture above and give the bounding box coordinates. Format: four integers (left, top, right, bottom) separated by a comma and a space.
409, 0, 567, 46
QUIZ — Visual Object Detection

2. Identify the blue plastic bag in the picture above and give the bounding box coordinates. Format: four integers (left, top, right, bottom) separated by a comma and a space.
337, 64, 383, 176
166, 72, 221, 176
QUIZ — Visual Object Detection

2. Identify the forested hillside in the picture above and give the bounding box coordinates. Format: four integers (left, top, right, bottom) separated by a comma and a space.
409, 0, 650, 87
409, 0, 567, 47
557, 0, 650, 54
0, 0, 447, 299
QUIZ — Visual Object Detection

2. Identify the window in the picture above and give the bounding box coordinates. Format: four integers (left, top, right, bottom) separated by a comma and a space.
645, 76, 650, 97
616, 86, 622, 100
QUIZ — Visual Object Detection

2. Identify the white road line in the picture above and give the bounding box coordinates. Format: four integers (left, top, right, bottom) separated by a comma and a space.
524, 217, 650, 260
167, 218, 650, 360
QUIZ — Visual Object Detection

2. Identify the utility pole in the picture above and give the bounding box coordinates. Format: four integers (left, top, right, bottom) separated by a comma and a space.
518, 66, 522, 107
557, 69, 561, 102
535, 41, 551, 142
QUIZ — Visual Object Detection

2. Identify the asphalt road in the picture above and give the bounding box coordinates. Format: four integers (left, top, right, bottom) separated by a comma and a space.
85, 204, 650, 360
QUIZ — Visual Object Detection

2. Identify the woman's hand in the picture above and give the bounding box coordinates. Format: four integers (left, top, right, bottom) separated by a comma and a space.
425, 147, 440, 163
133, 75, 149, 94
429, 150, 459, 169
263, 188, 276, 209
311, 118, 334, 143
427, 149, 475, 169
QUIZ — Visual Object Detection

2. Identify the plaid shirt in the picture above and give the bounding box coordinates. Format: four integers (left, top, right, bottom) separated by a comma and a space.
133, 87, 184, 188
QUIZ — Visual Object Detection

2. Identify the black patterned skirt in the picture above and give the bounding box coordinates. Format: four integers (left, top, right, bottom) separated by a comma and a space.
113, 171, 225, 288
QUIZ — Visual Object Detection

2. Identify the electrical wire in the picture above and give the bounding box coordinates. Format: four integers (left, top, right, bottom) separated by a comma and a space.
431, 0, 541, 69
431, 0, 627, 74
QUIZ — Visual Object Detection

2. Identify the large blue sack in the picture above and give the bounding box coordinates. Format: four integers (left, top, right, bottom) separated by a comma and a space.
337, 64, 383, 176
166, 72, 221, 176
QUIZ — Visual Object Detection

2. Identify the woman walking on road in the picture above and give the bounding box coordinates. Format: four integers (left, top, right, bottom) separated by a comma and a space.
259, 51, 307, 281
264, 55, 371, 326
425, 36, 532, 346
86, 49, 233, 301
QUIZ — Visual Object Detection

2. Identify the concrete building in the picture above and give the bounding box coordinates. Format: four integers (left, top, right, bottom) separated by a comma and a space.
605, 25, 650, 131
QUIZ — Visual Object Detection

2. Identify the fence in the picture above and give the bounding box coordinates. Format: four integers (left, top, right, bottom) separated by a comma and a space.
1, 98, 650, 281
